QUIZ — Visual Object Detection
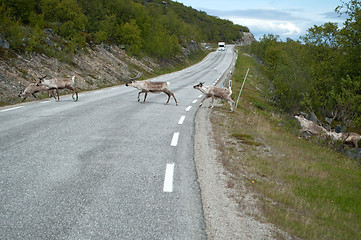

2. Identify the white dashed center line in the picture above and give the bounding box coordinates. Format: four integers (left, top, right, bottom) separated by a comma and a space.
185, 106, 192, 111
192, 99, 198, 104
163, 163, 175, 192
178, 116, 185, 125
171, 132, 179, 146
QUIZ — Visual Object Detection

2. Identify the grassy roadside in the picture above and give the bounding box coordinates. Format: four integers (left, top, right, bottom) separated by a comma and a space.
210, 49, 361, 239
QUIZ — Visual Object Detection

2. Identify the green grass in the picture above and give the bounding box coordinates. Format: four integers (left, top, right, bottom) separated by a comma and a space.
211, 48, 361, 240
230, 133, 263, 146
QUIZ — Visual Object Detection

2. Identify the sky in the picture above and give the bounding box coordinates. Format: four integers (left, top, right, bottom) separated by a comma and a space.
174, 0, 348, 41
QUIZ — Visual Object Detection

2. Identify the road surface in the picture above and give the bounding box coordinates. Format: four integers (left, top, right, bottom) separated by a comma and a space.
0, 46, 235, 239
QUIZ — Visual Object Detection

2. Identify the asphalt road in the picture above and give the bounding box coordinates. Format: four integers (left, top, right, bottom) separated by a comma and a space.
0, 45, 235, 240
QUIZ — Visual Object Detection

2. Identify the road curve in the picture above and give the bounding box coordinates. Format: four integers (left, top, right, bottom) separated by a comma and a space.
0, 46, 235, 239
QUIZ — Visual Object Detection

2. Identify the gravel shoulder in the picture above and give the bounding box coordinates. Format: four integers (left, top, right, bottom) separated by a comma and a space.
194, 102, 284, 240
193, 47, 294, 240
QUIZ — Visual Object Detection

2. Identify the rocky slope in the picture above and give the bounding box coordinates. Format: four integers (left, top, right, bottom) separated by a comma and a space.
238, 32, 257, 45
0, 44, 170, 105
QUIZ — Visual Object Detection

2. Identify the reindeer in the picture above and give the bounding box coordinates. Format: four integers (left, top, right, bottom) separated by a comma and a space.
19, 82, 56, 102
125, 80, 178, 105
38, 75, 78, 101
193, 80, 235, 112
295, 115, 361, 148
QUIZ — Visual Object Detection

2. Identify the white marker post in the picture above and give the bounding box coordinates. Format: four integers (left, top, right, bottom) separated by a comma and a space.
235, 68, 250, 108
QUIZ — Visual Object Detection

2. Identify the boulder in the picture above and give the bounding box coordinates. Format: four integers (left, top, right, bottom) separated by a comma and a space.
0, 37, 10, 49
309, 112, 318, 124
335, 125, 345, 133
345, 148, 361, 162
239, 32, 257, 45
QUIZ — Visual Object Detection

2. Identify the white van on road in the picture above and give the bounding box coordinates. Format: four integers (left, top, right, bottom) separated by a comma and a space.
218, 42, 225, 51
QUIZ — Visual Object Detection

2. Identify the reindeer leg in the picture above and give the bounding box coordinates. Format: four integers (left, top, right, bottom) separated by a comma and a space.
143, 91, 148, 103
172, 93, 178, 106
137, 91, 142, 102
199, 96, 210, 106
48, 90, 55, 99
210, 96, 215, 109
69, 86, 78, 101
225, 96, 235, 112
56, 89, 60, 101
164, 92, 171, 105
74, 89, 78, 102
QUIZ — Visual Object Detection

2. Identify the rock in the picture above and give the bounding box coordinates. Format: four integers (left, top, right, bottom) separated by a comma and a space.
309, 112, 318, 124
44, 28, 53, 37
344, 148, 361, 162
0, 37, 10, 49
238, 32, 257, 46
335, 125, 345, 133
45, 37, 54, 47
325, 117, 332, 125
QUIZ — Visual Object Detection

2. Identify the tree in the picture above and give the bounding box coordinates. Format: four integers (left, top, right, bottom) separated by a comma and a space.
116, 20, 142, 55
0, 3, 25, 49
302, 22, 340, 48
336, 0, 361, 76
3, 0, 36, 23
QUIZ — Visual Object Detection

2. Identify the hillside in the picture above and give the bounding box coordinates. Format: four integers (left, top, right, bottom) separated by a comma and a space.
0, 0, 252, 105
0, 40, 206, 105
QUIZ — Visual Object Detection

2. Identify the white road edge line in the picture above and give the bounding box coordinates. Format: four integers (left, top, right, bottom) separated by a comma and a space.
171, 132, 179, 146
40, 100, 52, 104
0, 106, 24, 112
185, 106, 192, 111
163, 163, 175, 192
178, 116, 185, 125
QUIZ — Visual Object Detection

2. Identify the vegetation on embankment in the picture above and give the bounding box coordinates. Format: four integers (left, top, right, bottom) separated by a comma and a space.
248, 0, 361, 130
0, 0, 248, 59
210, 47, 361, 240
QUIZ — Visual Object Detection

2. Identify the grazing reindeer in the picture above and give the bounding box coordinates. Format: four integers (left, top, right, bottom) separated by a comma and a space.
327, 130, 361, 148
343, 132, 361, 148
125, 80, 178, 105
294, 115, 327, 135
38, 75, 78, 101
193, 80, 235, 112
295, 115, 361, 148
19, 82, 55, 102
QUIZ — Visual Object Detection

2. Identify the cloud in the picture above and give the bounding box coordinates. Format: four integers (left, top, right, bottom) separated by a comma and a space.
204, 8, 308, 22
229, 17, 303, 40
201, 8, 316, 40
202, 7, 347, 41
322, 11, 348, 21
